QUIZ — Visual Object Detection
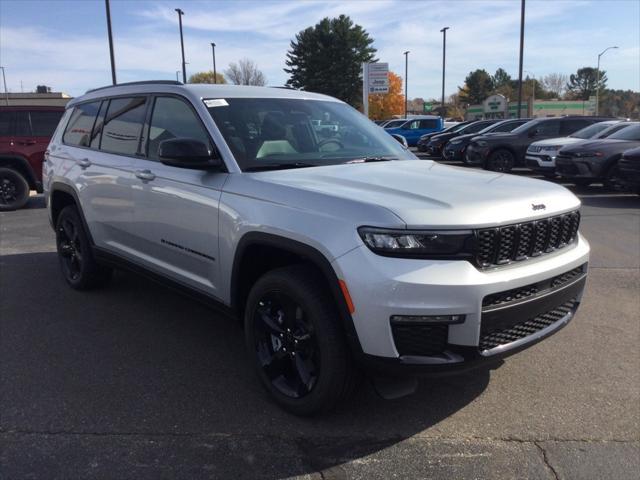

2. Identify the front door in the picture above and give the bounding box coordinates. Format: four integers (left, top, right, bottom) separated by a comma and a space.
130, 95, 227, 297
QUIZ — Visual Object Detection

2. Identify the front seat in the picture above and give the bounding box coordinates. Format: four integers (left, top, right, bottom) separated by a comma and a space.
256, 112, 298, 158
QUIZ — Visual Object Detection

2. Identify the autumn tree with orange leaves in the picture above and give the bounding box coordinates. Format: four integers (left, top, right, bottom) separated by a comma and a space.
368, 71, 405, 120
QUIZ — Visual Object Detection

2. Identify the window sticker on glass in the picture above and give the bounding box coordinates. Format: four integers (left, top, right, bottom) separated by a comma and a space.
204, 99, 229, 108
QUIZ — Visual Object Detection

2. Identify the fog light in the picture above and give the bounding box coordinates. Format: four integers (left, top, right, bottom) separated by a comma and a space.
390, 314, 465, 325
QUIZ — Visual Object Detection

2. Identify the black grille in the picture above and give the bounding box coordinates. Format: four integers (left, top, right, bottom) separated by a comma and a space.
479, 299, 577, 351
475, 211, 580, 268
391, 324, 448, 356
483, 265, 586, 309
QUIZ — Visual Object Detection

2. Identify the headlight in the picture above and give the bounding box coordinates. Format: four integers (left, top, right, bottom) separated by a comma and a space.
358, 227, 474, 258
449, 139, 462, 145
541, 145, 561, 151
573, 151, 603, 158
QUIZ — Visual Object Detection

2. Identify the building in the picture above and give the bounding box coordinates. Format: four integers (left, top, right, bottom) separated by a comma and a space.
0, 92, 73, 107
465, 94, 596, 120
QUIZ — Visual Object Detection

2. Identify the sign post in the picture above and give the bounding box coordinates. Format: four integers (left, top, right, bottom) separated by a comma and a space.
362, 62, 389, 118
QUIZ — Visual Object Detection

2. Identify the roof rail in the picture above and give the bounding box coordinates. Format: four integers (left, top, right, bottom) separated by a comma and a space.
86, 80, 183, 94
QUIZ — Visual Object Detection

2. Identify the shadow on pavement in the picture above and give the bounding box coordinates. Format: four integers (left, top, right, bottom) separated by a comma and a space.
0, 252, 493, 478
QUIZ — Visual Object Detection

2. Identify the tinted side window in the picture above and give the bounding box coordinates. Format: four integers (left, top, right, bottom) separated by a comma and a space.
100, 97, 147, 155
14, 111, 31, 136
30, 110, 64, 137
0, 111, 12, 136
535, 121, 561, 136
493, 122, 518, 132
146, 96, 211, 161
419, 119, 438, 129
465, 122, 490, 134
63, 102, 101, 147
561, 119, 591, 135
90, 101, 108, 149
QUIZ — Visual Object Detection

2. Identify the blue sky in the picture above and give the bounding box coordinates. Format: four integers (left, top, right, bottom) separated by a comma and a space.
1, 0, 638, 98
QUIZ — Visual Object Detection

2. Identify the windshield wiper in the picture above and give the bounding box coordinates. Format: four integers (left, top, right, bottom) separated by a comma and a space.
244, 162, 315, 172
344, 156, 398, 164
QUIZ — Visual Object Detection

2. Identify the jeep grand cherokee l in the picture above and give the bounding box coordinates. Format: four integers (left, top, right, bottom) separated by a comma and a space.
466, 116, 611, 172
0, 105, 64, 210
44, 82, 590, 415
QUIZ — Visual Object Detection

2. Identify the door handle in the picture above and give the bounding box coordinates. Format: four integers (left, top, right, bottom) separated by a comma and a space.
135, 169, 156, 181
76, 158, 92, 168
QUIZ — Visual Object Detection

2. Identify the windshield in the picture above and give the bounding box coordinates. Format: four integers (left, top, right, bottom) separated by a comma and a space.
206, 98, 414, 170
570, 122, 616, 139
595, 122, 630, 138
511, 119, 538, 134
607, 123, 640, 141
384, 119, 407, 129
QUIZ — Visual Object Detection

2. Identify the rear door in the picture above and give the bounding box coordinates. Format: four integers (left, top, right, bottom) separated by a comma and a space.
0, 110, 13, 156
129, 95, 228, 296
26, 109, 64, 184
561, 118, 593, 136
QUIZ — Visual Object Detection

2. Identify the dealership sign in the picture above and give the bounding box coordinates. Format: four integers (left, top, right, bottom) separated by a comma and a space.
366, 62, 389, 94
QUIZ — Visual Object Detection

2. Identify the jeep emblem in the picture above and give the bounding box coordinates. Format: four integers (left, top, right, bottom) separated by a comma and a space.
532, 203, 546, 211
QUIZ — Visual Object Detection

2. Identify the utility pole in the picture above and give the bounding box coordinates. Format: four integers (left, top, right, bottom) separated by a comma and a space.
105, 0, 117, 84
0, 67, 8, 106
516, 0, 525, 118
440, 27, 450, 117
596, 46, 618, 115
404, 51, 410, 118
175, 8, 186, 83
211, 43, 217, 84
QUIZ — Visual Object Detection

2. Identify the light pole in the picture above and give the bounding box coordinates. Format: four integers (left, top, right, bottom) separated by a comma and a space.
0, 66, 8, 106
175, 8, 186, 83
104, 0, 117, 84
596, 46, 618, 115
440, 27, 449, 117
403, 51, 409, 118
516, 0, 525, 118
211, 42, 217, 84
525, 70, 535, 117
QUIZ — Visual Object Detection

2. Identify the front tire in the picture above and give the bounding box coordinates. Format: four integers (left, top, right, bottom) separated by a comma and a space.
55, 205, 112, 290
244, 265, 356, 415
0, 167, 30, 211
485, 149, 515, 172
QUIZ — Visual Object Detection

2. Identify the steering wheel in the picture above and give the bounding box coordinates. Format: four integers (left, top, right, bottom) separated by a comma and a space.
318, 138, 344, 152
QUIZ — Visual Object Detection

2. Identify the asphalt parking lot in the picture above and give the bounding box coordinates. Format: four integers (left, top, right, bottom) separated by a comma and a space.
1, 158, 639, 479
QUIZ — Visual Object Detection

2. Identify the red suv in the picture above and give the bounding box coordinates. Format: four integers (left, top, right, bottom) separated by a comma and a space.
0, 106, 65, 210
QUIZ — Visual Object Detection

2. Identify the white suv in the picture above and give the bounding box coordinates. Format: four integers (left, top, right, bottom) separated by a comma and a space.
44, 82, 590, 415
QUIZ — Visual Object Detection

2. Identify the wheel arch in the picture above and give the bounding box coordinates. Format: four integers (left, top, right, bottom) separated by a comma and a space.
0, 155, 37, 190
230, 232, 363, 354
49, 182, 95, 244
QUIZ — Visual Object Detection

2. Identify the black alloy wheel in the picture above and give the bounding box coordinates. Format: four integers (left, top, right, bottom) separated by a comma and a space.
57, 214, 84, 283
486, 149, 515, 172
0, 167, 30, 211
253, 291, 319, 399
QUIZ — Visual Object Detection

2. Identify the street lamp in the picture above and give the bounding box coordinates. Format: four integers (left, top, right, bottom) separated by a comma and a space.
211, 43, 217, 84
175, 8, 186, 83
516, 0, 526, 118
525, 70, 535, 117
0, 66, 8, 106
104, 0, 117, 84
596, 46, 618, 115
440, 27, 449, 117
403, 51, 410, 118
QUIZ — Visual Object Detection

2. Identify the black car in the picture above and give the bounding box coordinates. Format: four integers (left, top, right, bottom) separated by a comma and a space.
443, 118, 530, 162
416, 121, 472, 152
555, 123, 640, 188
618, 146, 640, 193
423, 119, 497, 157
465, 116, 612, 172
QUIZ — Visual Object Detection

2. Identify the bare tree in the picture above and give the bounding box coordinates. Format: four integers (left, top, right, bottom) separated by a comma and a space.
225, 58, 266, 86
541, 73, 568, 98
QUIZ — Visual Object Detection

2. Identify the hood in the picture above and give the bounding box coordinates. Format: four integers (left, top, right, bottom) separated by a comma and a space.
561, 139, 640, 154
475, 132, 518, 142
253, 160, 580, 228
529, 137, 582, 148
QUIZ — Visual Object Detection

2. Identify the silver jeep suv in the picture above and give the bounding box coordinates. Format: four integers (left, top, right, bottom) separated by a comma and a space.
44, 82, 590, 415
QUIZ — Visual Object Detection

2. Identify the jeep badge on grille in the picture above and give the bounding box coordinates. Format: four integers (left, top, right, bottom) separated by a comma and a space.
532, 203, 546, 211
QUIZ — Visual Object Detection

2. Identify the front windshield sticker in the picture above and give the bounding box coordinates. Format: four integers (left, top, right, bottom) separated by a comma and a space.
204, 98, 229, 108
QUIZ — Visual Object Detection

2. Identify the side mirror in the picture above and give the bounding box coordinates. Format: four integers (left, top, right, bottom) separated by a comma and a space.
528, 128, 539, 138
391, 134, 408, 148
158, 138, 222, 169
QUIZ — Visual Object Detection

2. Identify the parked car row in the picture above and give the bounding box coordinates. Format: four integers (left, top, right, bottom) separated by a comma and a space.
414, 115, 640, 193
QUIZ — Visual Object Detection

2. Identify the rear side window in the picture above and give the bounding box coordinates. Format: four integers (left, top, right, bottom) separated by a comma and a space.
0, 111, 12, 136
464, 121, 491, 134
419, 119, 439, 129
100, 97, 147, 155
146, 96, 211, 161
561, 119, 591, 135
30, 110, 64, 137
14, 111, 31, 136
63, 102, 101, 147
535, 120, 561, 136
493, 121, 521, 133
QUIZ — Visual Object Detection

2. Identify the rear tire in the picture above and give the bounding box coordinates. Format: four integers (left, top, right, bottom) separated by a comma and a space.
55, 205, 113, 290
0, 167, 30, 211
244, 265, 356, 415
485, 149, 515, 172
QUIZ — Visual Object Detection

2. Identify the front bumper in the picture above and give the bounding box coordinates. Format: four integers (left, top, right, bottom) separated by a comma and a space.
525, 152, 558, 172
333, 234, 590, 374
424, 143, 445, 157
443, 143, 466, 161
556, 156, 603, 179
618, 158, 640, 189
465, 144, 490, 165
